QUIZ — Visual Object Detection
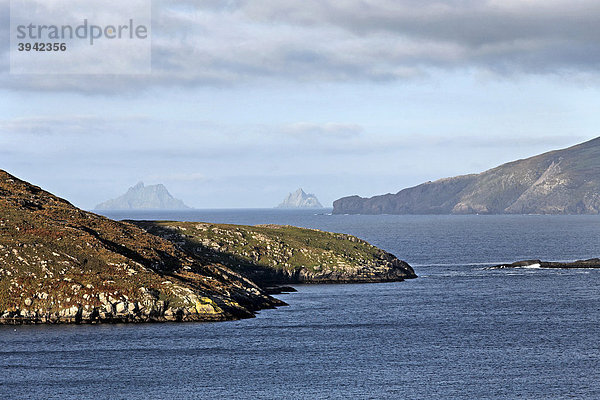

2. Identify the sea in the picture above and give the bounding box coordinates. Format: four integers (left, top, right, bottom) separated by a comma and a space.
2, 209, 600, 399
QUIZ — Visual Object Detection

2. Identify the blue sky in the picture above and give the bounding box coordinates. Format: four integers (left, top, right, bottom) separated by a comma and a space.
2, 0, 600, 208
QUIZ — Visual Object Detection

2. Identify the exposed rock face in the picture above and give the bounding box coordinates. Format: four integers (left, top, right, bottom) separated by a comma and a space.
334, 137, 600, 215
133, 221, 417, 284
277, 188, 323, 209
95, 182, 190, 210
491, 259, 600, 269
0, 170, 282, 325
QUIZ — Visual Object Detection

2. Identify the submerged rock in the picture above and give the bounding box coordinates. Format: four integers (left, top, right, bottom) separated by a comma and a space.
491, 259, 600, 269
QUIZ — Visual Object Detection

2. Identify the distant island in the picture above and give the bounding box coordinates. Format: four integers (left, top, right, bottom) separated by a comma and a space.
277, 188, 323, 209
334, 137, 600, 215
0, 169, 415, 324
95, 182, 190, 210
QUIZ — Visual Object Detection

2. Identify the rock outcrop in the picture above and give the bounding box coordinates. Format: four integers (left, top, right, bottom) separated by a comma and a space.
0, 170, 417, 325
0, 170, 281, 324
133, 221, 417, 284
277, 188, 323, 209
95, 182, 190, 210
491, 259, 600, 269
333, 137, 600, 215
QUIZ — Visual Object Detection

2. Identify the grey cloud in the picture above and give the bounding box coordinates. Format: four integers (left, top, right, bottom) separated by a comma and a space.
239, 0, 600, 73
241, 1, 600, 45
4, 0, 600, 92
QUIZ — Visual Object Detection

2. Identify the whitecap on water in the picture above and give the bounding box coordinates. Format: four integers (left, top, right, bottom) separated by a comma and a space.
519, 263, 541, 269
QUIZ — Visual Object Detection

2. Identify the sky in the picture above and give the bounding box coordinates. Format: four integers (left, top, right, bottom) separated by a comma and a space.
2, 0, 600, 209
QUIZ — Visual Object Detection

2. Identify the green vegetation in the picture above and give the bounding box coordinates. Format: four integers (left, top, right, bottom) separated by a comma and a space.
0, 168, 414, 324
0, 170, 282, 324
133, 221, 416, 284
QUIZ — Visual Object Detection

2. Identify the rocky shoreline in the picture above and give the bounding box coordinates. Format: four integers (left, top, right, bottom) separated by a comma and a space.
0, 293, 282, 325
491, 259, 600, 269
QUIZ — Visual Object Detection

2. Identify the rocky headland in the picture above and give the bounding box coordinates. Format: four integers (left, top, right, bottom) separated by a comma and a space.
0, 170, 415, 325
334, 137, 600, 215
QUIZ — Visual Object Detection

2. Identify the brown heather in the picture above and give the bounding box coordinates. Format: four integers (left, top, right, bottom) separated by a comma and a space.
0, 169, 282, 324
0, 169, 415, 325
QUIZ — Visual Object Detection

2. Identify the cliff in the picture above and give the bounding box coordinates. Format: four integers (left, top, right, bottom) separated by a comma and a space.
334, 137, 600, 215
95, 182, 190, 210
133, 221, 417, 284
277, 188, 323, 209
0, 170, 281, 324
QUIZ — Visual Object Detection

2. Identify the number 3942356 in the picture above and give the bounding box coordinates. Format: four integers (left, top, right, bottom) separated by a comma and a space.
17, 43, 67, 52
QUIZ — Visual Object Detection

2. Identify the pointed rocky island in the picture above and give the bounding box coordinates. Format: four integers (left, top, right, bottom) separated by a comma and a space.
0, 170, 415, 324
95, 182, 190, 210
277, 188, 323, 209
334, 137, 600, 215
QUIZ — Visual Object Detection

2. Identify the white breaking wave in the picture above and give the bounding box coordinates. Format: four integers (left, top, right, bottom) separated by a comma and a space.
520, 263, 541, 269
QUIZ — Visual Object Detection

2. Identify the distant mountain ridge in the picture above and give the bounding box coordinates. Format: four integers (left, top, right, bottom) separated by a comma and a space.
95, 182, 190, 210
277, 188, 323, 209
333, 137, 600, 215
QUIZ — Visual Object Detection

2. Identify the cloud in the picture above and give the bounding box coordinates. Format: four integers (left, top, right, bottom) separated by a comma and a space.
146, 172, 205, 182
3, 0, 600, 92
384, 133, 588, 150
280, 122, 364, 139
0, 115, 152, 135
1, 112, 583, 160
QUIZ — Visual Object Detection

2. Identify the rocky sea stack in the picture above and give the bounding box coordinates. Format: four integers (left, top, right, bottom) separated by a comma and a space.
334, 137, 600, 215
277, 188, 323, 209
95, 182, 190, 210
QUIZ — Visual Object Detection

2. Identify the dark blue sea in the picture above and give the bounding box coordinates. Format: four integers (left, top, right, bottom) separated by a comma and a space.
2, 210, 600, 399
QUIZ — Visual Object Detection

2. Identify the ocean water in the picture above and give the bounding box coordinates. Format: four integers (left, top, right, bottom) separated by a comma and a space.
2, 210, 600, 399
